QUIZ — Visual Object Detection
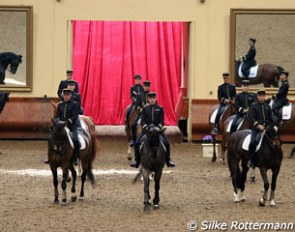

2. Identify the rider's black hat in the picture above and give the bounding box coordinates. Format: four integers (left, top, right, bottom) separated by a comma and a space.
249, 38, 256, 43
67, 80, 76, 85
134, 75, 142, 80
66, 70, 73, 75
148, 92, 156, 98
222, 72, 230, 77
280, 70, 289, 77
143, 80, 151, 87
257, 89, 266, 96
242, 80, 250, 86
62, 88, 72, 95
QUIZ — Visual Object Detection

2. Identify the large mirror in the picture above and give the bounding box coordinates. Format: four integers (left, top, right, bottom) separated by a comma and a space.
0, 6, 33, 92
230, 9, 295, 94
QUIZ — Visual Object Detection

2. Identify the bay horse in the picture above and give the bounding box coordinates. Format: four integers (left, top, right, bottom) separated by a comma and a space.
227, 125, 283, 206
125, 104, 141, 160
0, 52, 22, 84
209, 102, 236, 162
235, 60, 283, 87
138, 125, 166, 212
49, 116, 97, 205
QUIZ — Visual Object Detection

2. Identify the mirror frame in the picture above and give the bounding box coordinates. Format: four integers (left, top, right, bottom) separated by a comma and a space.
0, 6, 33, 92
229, 8, 295, 95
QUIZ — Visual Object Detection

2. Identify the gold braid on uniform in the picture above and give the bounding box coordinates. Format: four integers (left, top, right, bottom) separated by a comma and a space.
261, 104, 266, 121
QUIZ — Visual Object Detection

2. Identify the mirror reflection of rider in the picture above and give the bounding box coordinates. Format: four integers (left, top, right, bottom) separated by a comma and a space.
231, 80, 256, 132
129, 80, 151, 146
247, 89, 275, 168
272, 70, 289, 121
240, 38, 257, 80
125, 75, 144, 131
215, 73, 236, 127
130, 92, 175, 168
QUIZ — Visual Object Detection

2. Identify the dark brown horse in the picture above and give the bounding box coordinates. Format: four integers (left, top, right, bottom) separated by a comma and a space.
235, 60, 283, 87
209, 102, 236, 162
138, 125, 166, 212
227, 125, 282, 206
49, 116, 97, 205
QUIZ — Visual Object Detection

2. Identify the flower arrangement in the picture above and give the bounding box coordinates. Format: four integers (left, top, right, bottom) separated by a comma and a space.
202, 135, 212, 144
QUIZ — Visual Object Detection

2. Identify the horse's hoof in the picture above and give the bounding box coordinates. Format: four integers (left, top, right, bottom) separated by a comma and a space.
79, 196, 84, 201
71, 196, 77, 202
144, 205, 150, 213
259, 198, 265, 207
270, 200, 276, 207
211, 157, 217, 162
154, 204, 160, 210
127, 156, 132, 161
54, 200, 59, 205
219, 158, 225, 164
61, 199, 67, 205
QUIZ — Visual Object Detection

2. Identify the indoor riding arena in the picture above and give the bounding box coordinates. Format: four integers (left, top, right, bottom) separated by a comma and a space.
1, 1, 295, 232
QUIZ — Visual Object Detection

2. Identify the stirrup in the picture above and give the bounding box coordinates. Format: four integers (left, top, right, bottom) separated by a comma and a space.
128, 140, 135, 146
211, 127, 218, 135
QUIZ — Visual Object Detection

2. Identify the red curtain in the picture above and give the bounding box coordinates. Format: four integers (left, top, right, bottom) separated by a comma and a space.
72, 21, 183, 125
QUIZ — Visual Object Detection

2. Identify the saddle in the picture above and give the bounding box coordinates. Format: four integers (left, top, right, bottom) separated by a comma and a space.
238, 63, 259, 78
226, 116, 244, 133
242, 130, 265, 152
65, 119, 90, 150
210, 106, 227, 124
270, 100, 292, 120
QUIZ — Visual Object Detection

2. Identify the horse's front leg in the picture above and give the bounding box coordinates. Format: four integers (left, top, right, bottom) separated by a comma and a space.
289, 146, 295, 158
269, 168, 280, 207
259, 167, 269, 206
211, 133, 217, 162
142, 169, 151, 212
51, 168, 59, 204
69, 165, 77, 202
153, 170, 163, 209
239, 160, 249, 202
61, 168, 69, 205
127, 145, 132, 161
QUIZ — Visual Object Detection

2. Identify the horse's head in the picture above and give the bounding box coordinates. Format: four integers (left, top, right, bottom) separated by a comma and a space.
9, 54, 22, 74
50, 119, 67, 143
145, 124, 166, 157
264, 121, 281, 147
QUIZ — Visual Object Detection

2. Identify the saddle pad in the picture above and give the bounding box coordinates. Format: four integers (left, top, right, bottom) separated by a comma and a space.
65, 127, 87, 150
210, 108, 218, 124
242, 130, 265, 152
282, 103, 292, 120
226, 118, 234, 133
79, 116, 89, 133
226, 117, 245, 133
238, 63, 259, 78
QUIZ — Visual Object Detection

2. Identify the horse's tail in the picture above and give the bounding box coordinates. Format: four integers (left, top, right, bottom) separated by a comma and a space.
88, 116, 99, 187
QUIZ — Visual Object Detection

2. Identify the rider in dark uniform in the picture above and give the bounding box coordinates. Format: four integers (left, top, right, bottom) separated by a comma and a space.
130, 92, 175, 168
247, 89, 275, 168
215, 73, 236, 128
125, 75, 144, 130
67, 80, 83, 115
129, 80, 151, 146
57, 70, 79, 100
241, 38, 257, 79
55, 88, 81, 165
231, 80, 256, 132
272, 70, 289, 121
